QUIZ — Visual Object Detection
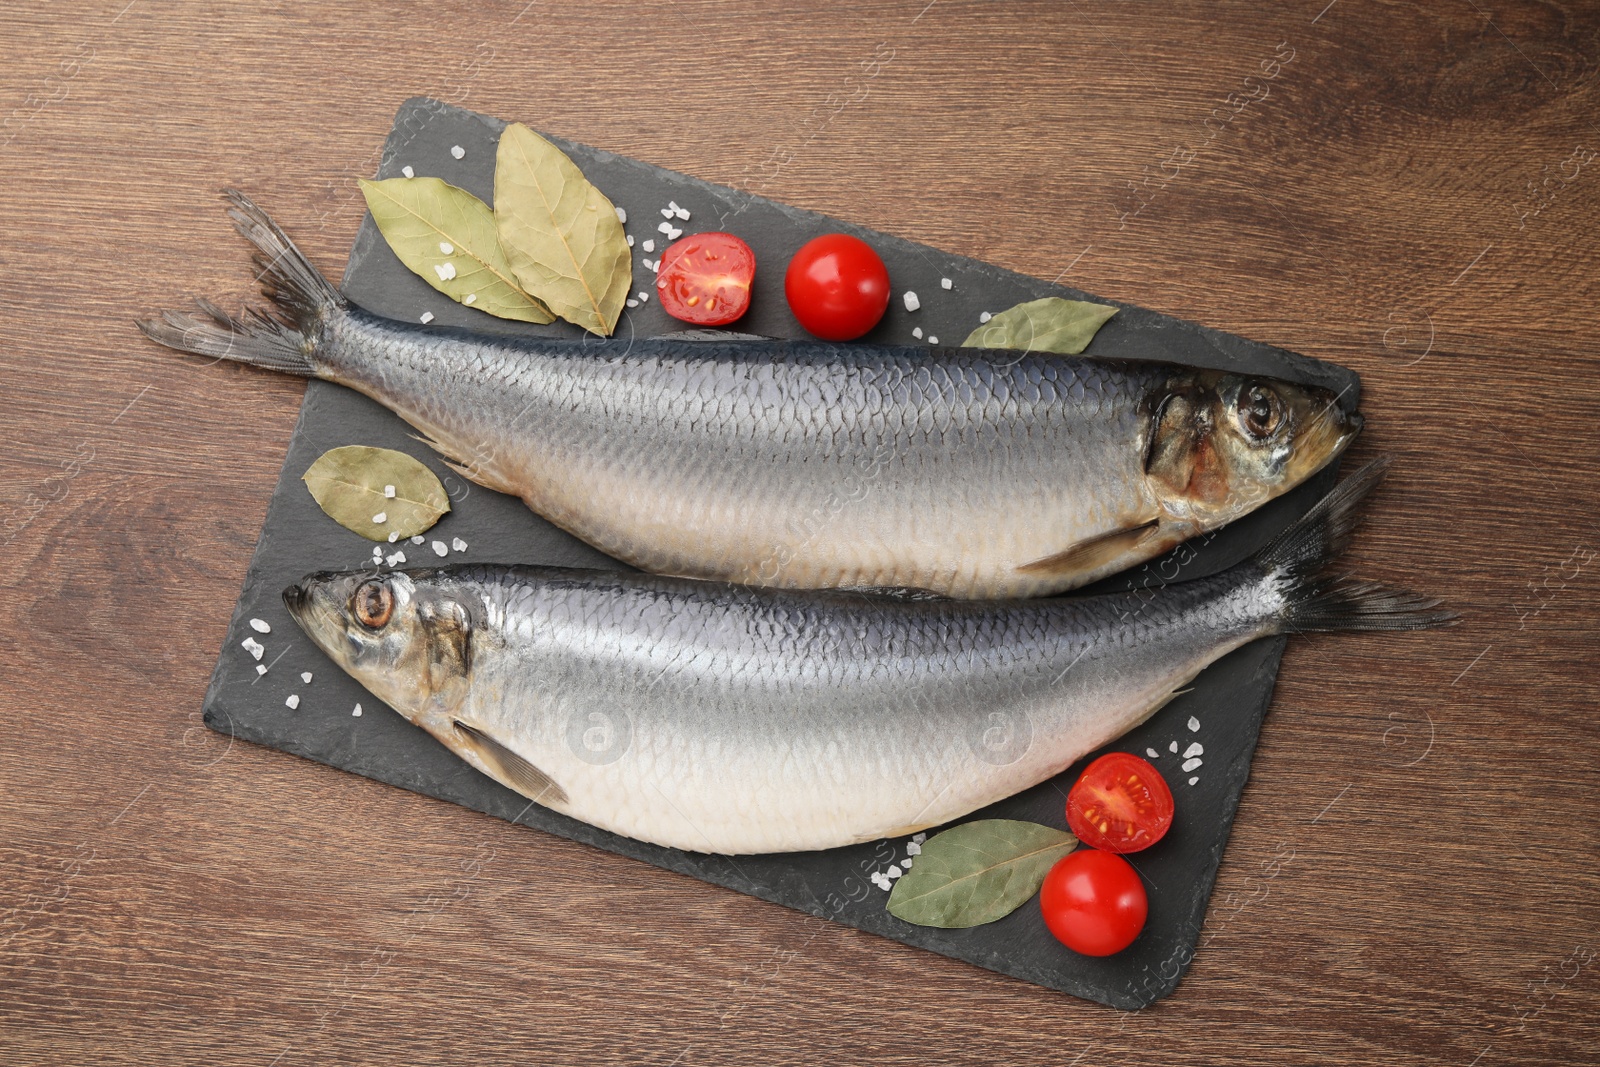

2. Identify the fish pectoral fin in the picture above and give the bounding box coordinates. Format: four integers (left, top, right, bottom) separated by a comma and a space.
452, 719, 569, 806
1017, 519, 1161, 576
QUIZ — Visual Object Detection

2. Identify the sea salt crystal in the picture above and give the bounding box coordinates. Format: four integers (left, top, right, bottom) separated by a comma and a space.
439, 242, 454, 255
626, 299, 638, 309
940, 277, 952, 290
432, 540, 448, 557
887, 865, 903, 879
420, 311, 434, 324
1188, 716, 1201, 732
626, 235, 634, 247
451, 537, 468, 552
912, 327, 923, 339
401, 165, 415, 178
979, 311, 992, 323
301, 672, 313, 684
285, 694, 300, 710
385, 552, 404, 566
450, 144, 465, 159
433, 262, 457, 282
912, 833, 926, 843
657, 222, 682, 240
905, 841, 921, 856
615, 206, 627, 223
464, 293, 477, 305
902, 291, 920, 312
642, 239, 655, 252
637, 291, 649, 303
1169, 740, 1179, 753
1183, 742, 1204, 758
411, 535, 425, 544
383, 485, 396, 498
660, 206, 675, 218
241, 637, 264, 661
249, 618, 271, 633
372, 512, 387, 524
352, 703, 363, 717
1188, 776, 1200, 786
255, 664, 268, 676
651, 261, 660, 273
928, 336, 939, 345
902, 858, 913, 869
1182, 757, 1203, 772
1146, 747, 1161, 759
388, 531, 399, 543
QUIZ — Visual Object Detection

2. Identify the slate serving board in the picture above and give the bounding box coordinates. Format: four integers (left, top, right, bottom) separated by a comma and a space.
199, 97, 1359, 1009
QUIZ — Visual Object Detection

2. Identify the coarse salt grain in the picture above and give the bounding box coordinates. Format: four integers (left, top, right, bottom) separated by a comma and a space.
434, 262, 457, 282
1146, 747, 1161, 759
255, 664, 268, 676
387, 531, 399, 543
905, 841, 921, 856
928, 336, 939, 345
372, 512, 387, 524
979, 311, 992, 323
903, 291, 920, 311
940, 277, 952, 289
887, 865, 903, 879
1188, 716, 1201, 731
626, 299, 638, 309
642, 239, 655, 252
241, 637, 264, 661
301, 672, 313, 684
411, 535, 425, 544
439, 241, 454, 255
450, 144, 465, 159
626, 235, 634, 247
1169, 740, 1179, 753
615, 206, 627, 223
675, 207, 690, 221
464, 293, 477, 305
637, 291, 649, 303
1188, 776, 1200, 786
660, 206, 675, 218
1183, 742, 1204, 758
285, 694, 300, 710
451, 537, 467, 551
912, 327, 923, 339
1182, 757, 1203, 772
432, 540, 448, 557
352, 703, 363, 717
912, 832, 926, 843
651, 261, 660, 273
385, 552, 404, 566
383, 485, 396, 498
249, 618, 271, 633
420, 311, 434, 324
902, 858, 913, 869
401, 165, 415, 178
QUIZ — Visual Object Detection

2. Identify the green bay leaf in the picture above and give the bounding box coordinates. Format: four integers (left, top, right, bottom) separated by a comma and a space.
887, 819, 1077, 929
962, 296, 1119, 355
302, 446, 450, 542
358, 177, 553, 324
493, 123, 632, 337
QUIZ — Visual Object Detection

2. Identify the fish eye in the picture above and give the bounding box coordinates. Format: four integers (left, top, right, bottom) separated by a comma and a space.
1236, 384, 1284, 440
353, 579, 394, 630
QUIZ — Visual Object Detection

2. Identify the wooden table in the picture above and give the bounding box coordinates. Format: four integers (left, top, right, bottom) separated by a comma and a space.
3, 2, 1596, 1063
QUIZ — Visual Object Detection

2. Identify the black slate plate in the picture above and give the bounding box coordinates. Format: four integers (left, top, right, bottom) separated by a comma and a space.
199, 98, 1359, 1009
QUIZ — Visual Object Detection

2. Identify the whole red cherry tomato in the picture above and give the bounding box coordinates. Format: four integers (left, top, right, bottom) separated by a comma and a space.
1039, 849, 1148, 957
1066, 752, 1175, 854
655, 232, 756, 326
783, 233, 891, 341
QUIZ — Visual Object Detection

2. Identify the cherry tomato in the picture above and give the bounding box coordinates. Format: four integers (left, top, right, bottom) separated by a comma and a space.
1066, 752, 1174, 854
655, 232, 756, 326
1039, 849, 1148, 956
783, 233, 891, 341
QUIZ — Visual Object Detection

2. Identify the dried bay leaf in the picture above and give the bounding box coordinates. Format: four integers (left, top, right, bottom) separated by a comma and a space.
887, 820, 1077, 929
302, 446, 450, 541
358, 177, 553, 323
963, 297, 1119, 355
493, 123, 632, 337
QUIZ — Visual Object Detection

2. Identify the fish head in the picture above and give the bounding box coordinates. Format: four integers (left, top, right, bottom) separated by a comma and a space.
1146, 371, 1361, 527
283, 568, 474, 719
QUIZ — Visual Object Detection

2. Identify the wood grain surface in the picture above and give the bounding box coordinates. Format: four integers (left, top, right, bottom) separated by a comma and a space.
2, 2, 1596, 1064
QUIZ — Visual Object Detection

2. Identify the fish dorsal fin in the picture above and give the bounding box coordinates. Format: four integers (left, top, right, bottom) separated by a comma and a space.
452, 719, 569, 805
1017, 520, 1162, 576
654, 328, 778, 342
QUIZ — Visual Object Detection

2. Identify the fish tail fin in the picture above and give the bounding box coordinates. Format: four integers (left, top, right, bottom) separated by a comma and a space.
1258, 458, 1457, 633
136, 189, 344, 377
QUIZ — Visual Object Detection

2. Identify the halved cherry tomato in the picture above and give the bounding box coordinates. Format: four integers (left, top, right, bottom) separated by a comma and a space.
1066, 752, 1174, 854
783, 233, 891, 341
655, 232, 755, 326
1039, 848, 1148, 956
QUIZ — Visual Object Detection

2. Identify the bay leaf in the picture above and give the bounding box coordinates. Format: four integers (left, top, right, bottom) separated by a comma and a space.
962, 297, 1118, 355
302, 446, 450, 542
358, 177, 554, 324
492, 123, 632, 336
887, 819, 1077, 929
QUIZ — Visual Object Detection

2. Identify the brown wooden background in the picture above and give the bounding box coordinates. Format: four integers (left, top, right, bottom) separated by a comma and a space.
3, 1, 1597, 1064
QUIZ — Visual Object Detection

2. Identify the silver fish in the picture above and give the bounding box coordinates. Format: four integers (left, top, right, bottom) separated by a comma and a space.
284, 462, 1450, 855
143, 192, 1361, 598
